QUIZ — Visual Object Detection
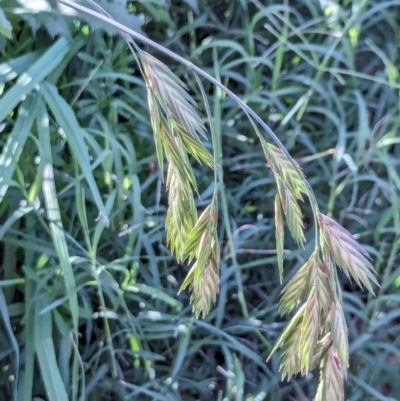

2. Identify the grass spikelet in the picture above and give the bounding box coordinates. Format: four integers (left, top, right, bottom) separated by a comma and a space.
330, 301, 349, 376
300, 288, 320, 374
279, 255, 315, 315
165, 165, 197, 261
261, 138, 306, 255
279, 322, 302, 381
140, 51, 207, 142
319, 214, 378, 293
261, 140, 307, 199
147, 91, 164, 173
179, 229, 220, 319
315, 346, 345, 401
182, 202, 217, 263
162, 120, 198, 193
310, 333, 332, 371
269, 304, 305, 358
277, 181, 305, 247
315, 262, 334, 314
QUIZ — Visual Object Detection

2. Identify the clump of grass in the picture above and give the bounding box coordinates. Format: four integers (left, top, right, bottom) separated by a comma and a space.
35, 1, 382, 399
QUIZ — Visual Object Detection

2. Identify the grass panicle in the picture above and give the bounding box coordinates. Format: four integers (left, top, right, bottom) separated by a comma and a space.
274, 212, 377, 400
1, 1, 386, 400
71, 3, 379, 399
139, 50, 220, 317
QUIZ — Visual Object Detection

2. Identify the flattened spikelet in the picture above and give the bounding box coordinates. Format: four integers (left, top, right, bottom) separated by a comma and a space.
320, 214, 378, 293
165, 165, 197, 260
261, 138, 306, 249
280, 323, 302, 380
179, 233, 220, 319
279, 255, 314, 315
330, 302, 349, 376
261, 139, 307, 199
300, 288, 320, 374
278, 182, 305, 247
315, 346, 345, 401
140, 51, 207, 141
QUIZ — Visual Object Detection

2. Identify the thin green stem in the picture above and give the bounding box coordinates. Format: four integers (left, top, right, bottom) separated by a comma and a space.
192, 72, 218, 190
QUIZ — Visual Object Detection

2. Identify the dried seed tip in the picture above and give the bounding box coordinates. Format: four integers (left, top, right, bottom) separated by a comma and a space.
319, 214, 378, 294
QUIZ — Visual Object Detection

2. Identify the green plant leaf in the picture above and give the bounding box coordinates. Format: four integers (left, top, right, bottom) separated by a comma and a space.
0, 8, 12, 39
35, 295, 69, 401
37, 101, 79, 332
0, 37, 70, 122
40, 82, 109, 223
0, 94, 39, 204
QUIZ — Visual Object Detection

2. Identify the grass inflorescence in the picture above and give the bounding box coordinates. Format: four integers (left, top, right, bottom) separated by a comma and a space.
0, 0, 398, 400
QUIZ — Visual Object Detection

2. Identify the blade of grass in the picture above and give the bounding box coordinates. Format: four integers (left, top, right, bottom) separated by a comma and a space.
0, 287, 19, 400
40, 82, 109, 223
0, 94, 39, 204
0, 37, 70, 122
35, 294, 69, 401
37, 100, 79, 333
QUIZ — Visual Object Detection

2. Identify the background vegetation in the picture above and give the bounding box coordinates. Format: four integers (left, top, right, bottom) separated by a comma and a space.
0, 0, 399, 400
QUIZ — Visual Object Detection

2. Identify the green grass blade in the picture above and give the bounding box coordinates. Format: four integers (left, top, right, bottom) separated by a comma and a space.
0, 9, 13, 39
0, 287, 19, 400
40, 82, 109, 223
37, 101, 79, 332
35, 295, 69, 401
0, 94, 39, 203
0, 37, 70, 122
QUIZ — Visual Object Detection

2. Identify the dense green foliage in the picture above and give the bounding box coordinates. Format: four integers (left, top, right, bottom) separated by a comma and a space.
0, 0, 399, 400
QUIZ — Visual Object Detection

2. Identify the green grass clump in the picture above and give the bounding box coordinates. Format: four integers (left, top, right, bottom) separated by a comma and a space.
0, 0, 400, 400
